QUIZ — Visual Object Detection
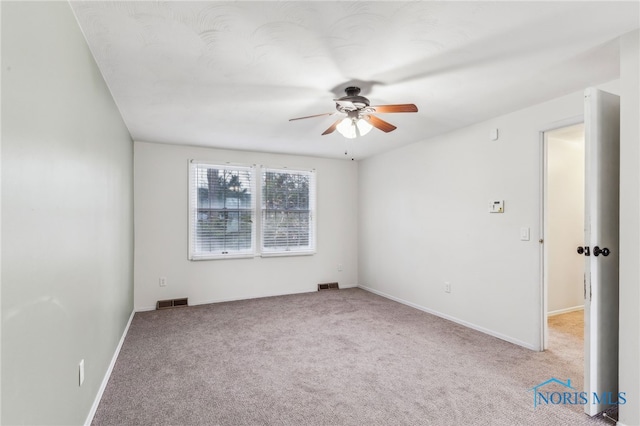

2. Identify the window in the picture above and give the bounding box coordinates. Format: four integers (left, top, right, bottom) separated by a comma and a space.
189, 162, 255, 259
261, 168, 316, 255
189, 162, 315, 259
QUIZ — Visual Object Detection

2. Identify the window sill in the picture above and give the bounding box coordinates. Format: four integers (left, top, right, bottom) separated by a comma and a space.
260, 251, 315, 258
189, 251, 316, 260
189, 253, 254, 261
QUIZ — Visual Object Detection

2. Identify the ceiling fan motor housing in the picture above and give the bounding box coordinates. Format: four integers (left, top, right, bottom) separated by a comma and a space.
344, 86, 361, 97
335, 86, 370, 112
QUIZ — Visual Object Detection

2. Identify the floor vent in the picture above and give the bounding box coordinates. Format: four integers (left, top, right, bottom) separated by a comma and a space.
317, 282, 340, 291
156, 297, 189, 310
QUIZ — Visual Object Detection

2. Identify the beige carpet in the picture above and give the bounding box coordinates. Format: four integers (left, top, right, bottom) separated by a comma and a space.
92, 289, 611, 426
548, 310, 584, 364
549, 310, 584, 338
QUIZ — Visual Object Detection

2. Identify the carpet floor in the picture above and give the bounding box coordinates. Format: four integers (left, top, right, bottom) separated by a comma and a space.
92, 289, 611, 426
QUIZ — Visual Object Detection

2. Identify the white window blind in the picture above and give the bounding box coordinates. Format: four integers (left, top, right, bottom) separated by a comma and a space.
189, 162, 255, 259
261, 167, 316, 255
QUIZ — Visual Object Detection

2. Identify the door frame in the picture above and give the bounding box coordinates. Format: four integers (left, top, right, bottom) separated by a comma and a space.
538, 115, 584, 351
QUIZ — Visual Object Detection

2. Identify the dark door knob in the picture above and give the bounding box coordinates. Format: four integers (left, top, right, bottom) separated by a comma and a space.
593, 246, 610, 257
577, 246, 590, 256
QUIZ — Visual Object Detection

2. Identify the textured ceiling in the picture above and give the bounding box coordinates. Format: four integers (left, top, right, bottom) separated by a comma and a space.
70, 1, 639, 160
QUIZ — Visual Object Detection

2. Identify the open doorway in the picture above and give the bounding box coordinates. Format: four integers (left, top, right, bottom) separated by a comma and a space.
543, 123, 585, 357
540, 89, 620, 417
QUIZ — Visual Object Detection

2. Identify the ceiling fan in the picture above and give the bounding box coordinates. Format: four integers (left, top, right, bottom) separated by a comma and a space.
289, 87, 418, 138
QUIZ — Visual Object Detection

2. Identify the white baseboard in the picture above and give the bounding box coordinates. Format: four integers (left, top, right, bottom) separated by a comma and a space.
135, 284, 360, 312
338, 283, 359, 289
548, 305, 584, 317
84, 309, 135, 426
358, 285, 537, 351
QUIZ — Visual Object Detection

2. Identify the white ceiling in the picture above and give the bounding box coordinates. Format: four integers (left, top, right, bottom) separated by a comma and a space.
70, 1, 639, 160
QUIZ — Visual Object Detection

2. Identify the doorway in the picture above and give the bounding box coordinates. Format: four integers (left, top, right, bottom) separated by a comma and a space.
542, 122, 585, 353
539, 89, 620, 417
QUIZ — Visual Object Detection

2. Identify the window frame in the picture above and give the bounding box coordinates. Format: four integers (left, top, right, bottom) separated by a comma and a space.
188, 161, 256, 260
259, 166, 317, 257
188, 161, 317, 260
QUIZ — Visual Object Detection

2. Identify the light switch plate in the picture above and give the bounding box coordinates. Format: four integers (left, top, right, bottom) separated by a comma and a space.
520, 227, 530, 241
79, 359, 85, 386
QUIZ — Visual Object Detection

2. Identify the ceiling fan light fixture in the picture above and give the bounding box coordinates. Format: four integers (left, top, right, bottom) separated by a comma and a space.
337, 117, 373, 139
289, 86, 416, 137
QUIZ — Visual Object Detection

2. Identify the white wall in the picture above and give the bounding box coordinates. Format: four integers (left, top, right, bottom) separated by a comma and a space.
546, 129, 584, 314
618, 29, 640, 426
358, 80, 618, 350
1, 2, 134, 425
134, 142, 358, 310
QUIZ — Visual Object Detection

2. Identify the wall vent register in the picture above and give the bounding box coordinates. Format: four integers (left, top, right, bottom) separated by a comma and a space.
156, 298, 189, 310
318, 282, 340, 291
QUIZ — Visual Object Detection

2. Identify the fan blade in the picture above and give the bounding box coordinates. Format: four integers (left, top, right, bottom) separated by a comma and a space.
322, 119, 342, 135
289, 112, 334, 121
365, 115, 397, 133
370, 104, 418, 113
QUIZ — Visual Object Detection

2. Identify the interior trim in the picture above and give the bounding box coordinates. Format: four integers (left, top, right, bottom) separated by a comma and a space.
84, 309, 135, 426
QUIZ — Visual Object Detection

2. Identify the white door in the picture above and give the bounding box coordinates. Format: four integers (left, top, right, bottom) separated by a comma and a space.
583, 88, 620, 416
